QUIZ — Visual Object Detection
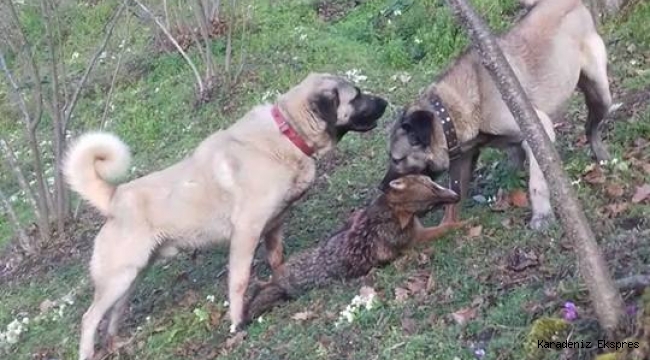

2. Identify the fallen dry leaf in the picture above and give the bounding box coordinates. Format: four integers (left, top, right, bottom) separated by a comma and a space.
450, 307, 477, 326
405, 270, 431, 296
209, 310, 222, 327
583, 164, 606, 185
291, 311, 317, 321
395, 287, 409, 303
631, 184, 650, 203
509, 189, 529, 208
507, 248, 539, 272
401, 316, 417, 335
221, 331, 246, 355
359, 285, 377, 300
467, 225, 483, 238
178, 289, 200, 308
605, 183, 625, 199
575, 135, 588, 147
600, 202, 629, 218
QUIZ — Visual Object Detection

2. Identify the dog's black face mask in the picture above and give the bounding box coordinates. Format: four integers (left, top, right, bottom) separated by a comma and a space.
336, 94, 388, 138
310, 86, 388, 142
379, 110, 441, 190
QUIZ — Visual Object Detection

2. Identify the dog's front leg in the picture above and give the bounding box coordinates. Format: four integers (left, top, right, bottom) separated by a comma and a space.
441, 149, 480, 225
524, 109, 557, 231
228, 225, 264, 333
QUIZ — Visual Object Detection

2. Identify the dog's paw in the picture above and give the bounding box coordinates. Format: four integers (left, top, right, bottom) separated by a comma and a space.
529, 213, 556, 231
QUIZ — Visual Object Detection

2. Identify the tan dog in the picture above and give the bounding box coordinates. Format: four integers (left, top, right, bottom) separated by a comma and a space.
381, 0, 613, 230
64, 72, 387, 360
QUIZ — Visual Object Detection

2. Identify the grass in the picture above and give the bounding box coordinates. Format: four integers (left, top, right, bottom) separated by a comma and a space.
1, 0, 649, 359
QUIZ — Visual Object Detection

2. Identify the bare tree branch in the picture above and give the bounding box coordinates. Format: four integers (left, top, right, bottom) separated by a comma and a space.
443, 0, 625, 337
192, 0, 215, 79
63, 0, 128, 129
133, 0, 205, 95
5, 0, 45, 133
224, 0, 235, 76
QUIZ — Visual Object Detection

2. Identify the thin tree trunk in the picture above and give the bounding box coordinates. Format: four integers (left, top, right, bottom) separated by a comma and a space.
0, 187, 35, 255
40, 0, 67, 239
0, 138, 40, 219
0, 47, 51, 244
443, 0, 625, 337
193, 0, 215, 80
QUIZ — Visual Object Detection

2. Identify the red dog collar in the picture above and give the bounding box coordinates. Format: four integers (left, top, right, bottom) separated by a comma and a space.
271, 105, 315, 157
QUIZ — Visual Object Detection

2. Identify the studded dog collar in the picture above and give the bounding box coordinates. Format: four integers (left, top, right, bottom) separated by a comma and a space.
429, 93, 462, 161
429, 93, 462, 193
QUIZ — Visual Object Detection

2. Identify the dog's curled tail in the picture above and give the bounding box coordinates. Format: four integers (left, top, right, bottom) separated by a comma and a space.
64, 131, 131, 216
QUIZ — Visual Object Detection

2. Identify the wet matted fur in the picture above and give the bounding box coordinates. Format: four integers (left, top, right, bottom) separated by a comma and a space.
243, 175, 462, 322
64, 72, 387, 360
381, 0, 615, 230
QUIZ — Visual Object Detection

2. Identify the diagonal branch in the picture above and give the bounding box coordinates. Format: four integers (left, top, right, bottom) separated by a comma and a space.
133, 0, 205, 95
63, 0, 128, 129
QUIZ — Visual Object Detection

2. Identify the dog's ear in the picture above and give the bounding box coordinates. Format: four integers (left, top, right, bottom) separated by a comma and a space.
400, 110, 434, 147
310, 88, 340, 124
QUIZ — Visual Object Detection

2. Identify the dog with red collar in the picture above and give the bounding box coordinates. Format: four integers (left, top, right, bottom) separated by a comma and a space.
65, 72, 387, 360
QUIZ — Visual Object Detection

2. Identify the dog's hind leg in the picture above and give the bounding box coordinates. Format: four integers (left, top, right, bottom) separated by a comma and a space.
524, 109, 557, 231
103, 282, 136, 352
79, 268, 138, 360
579, 33, 613, 163
264, 221, 285, 278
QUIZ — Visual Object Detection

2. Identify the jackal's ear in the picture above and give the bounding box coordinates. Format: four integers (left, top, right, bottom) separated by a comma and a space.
389, 178, 406, 191
400, 110, 434, 147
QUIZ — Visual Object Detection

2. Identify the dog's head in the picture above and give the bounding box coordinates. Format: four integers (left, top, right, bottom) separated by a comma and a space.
383, 174, 459, 228
279, 72, 388, 149
380, 109, 446, 189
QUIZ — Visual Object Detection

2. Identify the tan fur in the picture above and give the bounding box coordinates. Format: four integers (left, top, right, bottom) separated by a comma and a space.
384, 0, 613, 230
66, 72, 387, 360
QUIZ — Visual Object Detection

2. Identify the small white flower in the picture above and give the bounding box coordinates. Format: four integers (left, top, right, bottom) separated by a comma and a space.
257, 316, 264, 323
206, 295, 215, 303
223, 301, 230, 308
21, 318, 29, 325
414, 37, 422, 44
71, 52, 80, 60
393, 9, 402, 16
